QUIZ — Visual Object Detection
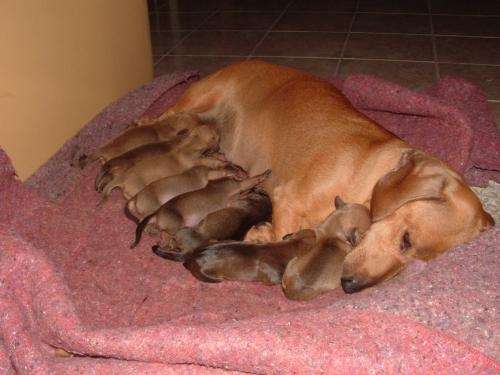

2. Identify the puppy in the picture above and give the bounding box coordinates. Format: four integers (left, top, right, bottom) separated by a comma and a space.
79, 113, 202, 168
96, 124, 222, 201
160, 189, 272, 255
281, 197, 371, 301
126, 165, 248, 220
94, 128, 190, 193
154, 229, 316, 285
131, 170, 271, 248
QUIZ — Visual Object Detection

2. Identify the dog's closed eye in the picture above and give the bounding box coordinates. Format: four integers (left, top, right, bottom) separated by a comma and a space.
400, 231, 412, 252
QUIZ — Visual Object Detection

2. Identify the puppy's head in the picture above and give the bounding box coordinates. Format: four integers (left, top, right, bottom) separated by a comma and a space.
341, 150, 494, 294
187, 124, 220, 153
317, 197, 372, 249
282, 198, 371, 301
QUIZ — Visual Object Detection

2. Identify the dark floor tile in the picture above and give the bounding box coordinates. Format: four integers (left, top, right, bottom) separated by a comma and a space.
201, 11, 279, 30
254, 32, 346, 57
439, 64, 500, 100
150, 31, 189, 55
489, 102, 500, 130
358, 0, 428, 13
170, 30, 264, 55
433, 16, 500, 37
352, 14, 430, 33
345, 34, 434, 61
274, 12, 353, 31
262, 57, 339, 77
339, 59, 436, 89
430, 0, 500, 15
289, 0, 357, 12
218, 0, 290, 11
155, 55, 243, 77
157, 0, 219, 12
152, 12, 212, 31
435, 36, 500, 64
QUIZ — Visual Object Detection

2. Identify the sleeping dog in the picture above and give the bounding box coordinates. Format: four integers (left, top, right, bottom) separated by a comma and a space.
157, 60, 493, 292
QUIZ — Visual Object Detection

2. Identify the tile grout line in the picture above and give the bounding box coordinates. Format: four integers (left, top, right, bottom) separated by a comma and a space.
151, 10, 500, 17
163, 53, 500, 67
247, 2, 293, 58
153, 10, 219, 67
151, 28, 500, 39
427, 0, 441, 80
334, 0, 360, 76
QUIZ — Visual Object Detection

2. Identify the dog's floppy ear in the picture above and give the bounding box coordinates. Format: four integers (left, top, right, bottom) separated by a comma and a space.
371, 150, 446, 222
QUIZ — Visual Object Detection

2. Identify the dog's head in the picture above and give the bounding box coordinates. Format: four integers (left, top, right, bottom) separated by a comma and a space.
341, 150, 494, 294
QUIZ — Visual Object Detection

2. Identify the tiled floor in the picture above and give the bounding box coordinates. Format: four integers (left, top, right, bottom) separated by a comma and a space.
149, 0, 500, 128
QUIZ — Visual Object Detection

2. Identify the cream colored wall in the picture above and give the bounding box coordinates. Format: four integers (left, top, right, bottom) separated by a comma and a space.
0, 0, 153, 179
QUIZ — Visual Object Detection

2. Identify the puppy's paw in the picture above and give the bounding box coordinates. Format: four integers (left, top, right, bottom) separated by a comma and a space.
244, 222, 276, 243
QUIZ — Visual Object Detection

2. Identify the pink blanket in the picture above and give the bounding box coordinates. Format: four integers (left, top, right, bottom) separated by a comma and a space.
1, 71, 498, 374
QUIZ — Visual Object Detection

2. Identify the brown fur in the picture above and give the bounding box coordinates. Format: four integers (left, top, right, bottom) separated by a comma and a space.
158, 60, 493, 292
96, 124, 222, 202
154, 229, 316, 285
282, 197, 371, 300
157, 189, 272, 255
132, 170, 271, 248
80, 113, 202, 168
126, 165, 248, 220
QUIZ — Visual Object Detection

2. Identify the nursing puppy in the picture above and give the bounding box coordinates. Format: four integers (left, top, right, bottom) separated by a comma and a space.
131, 170, 271, 248
281, 197, 371, 301
157, 189, 272, 255
96, 124, 222, 201
79, 113, 202, 168
94, 128, 190, 193
154, 229, 316, 285
126, 165, 248, 220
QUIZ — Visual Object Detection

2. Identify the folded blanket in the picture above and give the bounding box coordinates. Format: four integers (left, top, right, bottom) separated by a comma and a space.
1, 71, 498, 374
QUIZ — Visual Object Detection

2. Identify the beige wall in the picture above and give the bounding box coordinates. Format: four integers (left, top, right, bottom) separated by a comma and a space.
0, 0, 153, 179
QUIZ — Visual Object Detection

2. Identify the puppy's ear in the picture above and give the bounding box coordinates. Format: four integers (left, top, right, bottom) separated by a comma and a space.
334, 196, 346, 209
371, 150, 446, 222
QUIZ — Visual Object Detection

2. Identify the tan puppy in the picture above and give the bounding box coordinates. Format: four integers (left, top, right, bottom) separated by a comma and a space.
97, 124, 222, 201
154, 229, 316, 285
94, 128, 190, 193
156, 60, 493, 292
126, 165, 248, 220
156, 189, 272, 255
282, 197, 371, 301
132, 170, 271, 248
80, 113, 202, 168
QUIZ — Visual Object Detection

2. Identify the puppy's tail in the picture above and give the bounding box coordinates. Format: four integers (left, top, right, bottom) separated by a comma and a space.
131, 212, 154, 249
152, 245, 187, 262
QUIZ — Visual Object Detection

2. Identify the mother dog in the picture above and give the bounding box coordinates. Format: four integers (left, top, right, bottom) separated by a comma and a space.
157, 60, 493, 293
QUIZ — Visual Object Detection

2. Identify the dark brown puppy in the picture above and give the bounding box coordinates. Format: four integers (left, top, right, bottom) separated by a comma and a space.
154, 229, 316, 284
132, 170, 271, 248
281, 197, 371, 301
160, 189, 272, 255
80, 113, 202, 168
96, 124, 222, 201
126, 165, 248, 221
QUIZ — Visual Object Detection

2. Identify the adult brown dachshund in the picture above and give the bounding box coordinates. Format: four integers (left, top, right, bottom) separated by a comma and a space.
154, 60, 494, 293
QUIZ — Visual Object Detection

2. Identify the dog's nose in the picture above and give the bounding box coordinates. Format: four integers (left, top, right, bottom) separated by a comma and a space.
341, 277, 360, 294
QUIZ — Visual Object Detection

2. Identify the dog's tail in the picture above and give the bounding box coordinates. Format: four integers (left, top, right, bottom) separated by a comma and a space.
152, 245, 187, 262
131, 212, 155, 249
